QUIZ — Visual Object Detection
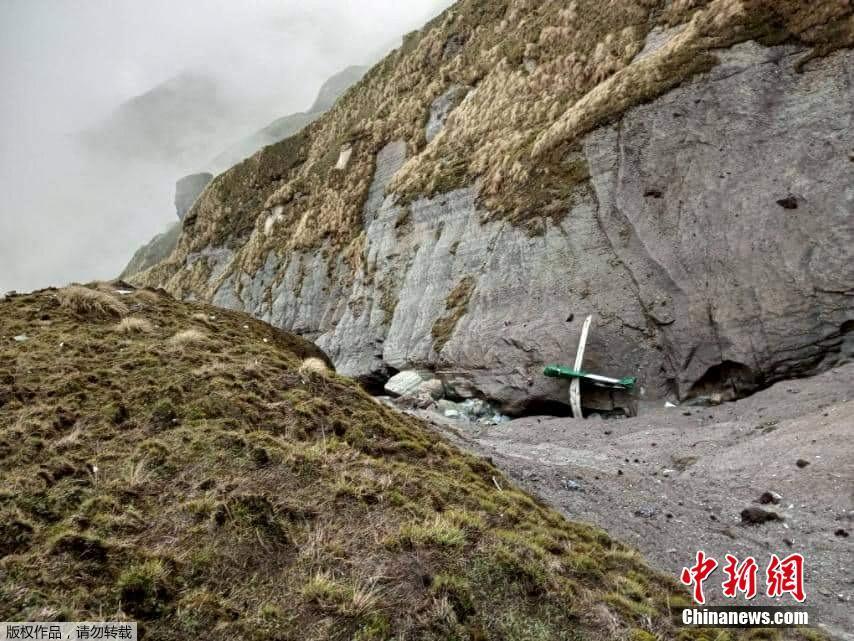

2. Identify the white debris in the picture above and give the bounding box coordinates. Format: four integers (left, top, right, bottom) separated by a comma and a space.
665, 401, 678, 408
13, 335, 28, 342
385, 370, 430, 397
335, 145, 353, 170
115, 289, 134, 295
263, 206, 285, 236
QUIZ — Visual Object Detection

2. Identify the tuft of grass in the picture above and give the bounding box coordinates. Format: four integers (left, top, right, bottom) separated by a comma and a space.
133, 289, 162, 305
0, 511, 34, 557
301, 571, 382, 619
54, 423, 84, 451
167, 328, 207, 348
301, 571, 348, 612
149, 400, 177, 428
49, 531, 108, 563
397, 516, 467, 548
299, 357, 331, 377
116, 559, 171, 617
114, 317, 154, 334
58, 285, 128, 319
123, 459, 152, 488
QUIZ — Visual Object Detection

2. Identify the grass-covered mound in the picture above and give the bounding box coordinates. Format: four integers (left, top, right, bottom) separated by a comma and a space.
0, 285, 815, 641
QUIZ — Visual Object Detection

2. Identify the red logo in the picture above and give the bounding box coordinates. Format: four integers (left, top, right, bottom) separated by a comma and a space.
722, 554, 758, 599
766, 553, 806, 602
680, 552, 806, 604
680, 551, 718, 605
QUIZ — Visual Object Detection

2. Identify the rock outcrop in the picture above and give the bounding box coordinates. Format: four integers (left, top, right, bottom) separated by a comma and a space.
133, 0, 854, 415
122, 66, 367, 279
175, 173, 214, 220
120, 222, 182, 280
121, 173, 212, 278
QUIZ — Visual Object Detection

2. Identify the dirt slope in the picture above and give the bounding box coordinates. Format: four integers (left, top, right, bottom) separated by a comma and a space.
416, 365, 854, 639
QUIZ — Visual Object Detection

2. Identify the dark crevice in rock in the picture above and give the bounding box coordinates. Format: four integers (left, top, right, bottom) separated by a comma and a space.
688, 360, 760, 402
514, 398, 574, 419
357, 365, 399, 396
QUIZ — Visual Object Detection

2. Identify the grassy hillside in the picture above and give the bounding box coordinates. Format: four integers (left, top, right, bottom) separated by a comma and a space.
0, 284, 815, 640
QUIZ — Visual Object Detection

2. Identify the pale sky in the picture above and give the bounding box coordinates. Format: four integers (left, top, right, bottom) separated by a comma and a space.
0, 0, 453, 293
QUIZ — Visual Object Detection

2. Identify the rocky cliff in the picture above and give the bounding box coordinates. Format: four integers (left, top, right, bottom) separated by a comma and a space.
119, 222, 183, 280
122, 68, 368, 280
133, 0, 854, 415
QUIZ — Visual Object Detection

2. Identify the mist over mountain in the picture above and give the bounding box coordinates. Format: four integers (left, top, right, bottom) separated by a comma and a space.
120, 64, 369, 279
80, 71, 238, 168
209, 65, 369, 174
0, 0, 454, 294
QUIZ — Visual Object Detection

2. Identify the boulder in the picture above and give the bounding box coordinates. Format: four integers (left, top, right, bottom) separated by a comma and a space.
384, 370, 430, 398
417, 378, 445, 400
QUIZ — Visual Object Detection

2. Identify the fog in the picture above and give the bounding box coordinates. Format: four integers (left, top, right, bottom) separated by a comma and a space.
0, 0, 453, 294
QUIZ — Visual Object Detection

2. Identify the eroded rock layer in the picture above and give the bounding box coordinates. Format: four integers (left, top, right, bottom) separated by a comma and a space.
133, 1, 854, 413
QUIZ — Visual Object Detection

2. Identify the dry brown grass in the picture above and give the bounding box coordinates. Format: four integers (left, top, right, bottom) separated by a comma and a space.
135, 0, 853, 300
299, 357, 331, 378
54, 423, 84, 451
114, 317, 154, 335
167, 328, 207, 348
132, 289, 162, 305
57, 285, 128, 319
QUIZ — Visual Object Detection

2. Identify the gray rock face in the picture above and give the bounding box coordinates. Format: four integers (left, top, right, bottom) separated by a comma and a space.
425, 85, 470, 143
175, 173, 213, 220
165, 42, 854, 415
